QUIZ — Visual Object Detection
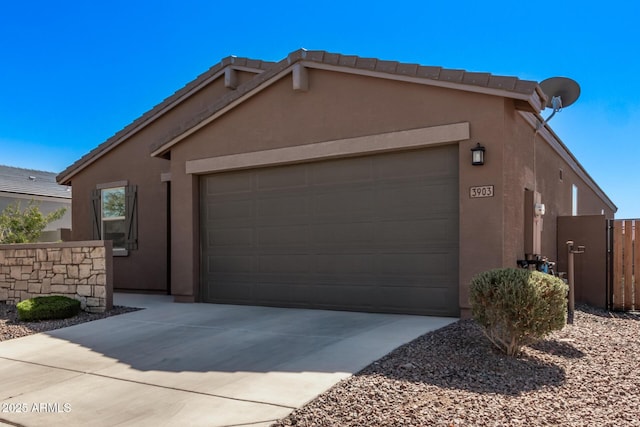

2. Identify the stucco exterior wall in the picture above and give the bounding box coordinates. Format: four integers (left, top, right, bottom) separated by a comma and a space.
64, 70, 262, 293
499, 105, 613, 269
0, 241, 113, 312
69, 139, 169, 293
169, 69, 509, 307
501, 100, 534, 269
533, 133, 614, 262
62, 62, 615, 316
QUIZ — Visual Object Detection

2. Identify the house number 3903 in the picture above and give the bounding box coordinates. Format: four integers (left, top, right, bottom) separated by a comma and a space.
469, 185, 494, 198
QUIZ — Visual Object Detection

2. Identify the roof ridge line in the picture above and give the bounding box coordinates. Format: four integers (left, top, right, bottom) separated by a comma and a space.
147, 48, 541, 156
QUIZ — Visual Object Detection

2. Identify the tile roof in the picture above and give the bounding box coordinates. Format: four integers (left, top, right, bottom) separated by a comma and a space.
58, 49, 544, 183
0, 165, 71, 199
292, 50, 539, 94
148, 49, 543, 156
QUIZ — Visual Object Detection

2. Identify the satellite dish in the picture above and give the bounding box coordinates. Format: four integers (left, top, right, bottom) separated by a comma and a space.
538, 77, 581, 125
540, 77, 580, 109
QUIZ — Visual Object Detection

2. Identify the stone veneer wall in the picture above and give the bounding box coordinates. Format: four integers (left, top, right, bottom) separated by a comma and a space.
0, 241, 113, 313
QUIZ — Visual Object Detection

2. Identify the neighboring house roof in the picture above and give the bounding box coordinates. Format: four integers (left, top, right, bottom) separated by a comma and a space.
57, 56, 274, 185
0, 165, 71, 199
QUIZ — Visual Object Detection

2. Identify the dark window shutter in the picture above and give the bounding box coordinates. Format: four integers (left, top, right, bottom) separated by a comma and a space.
125, 185, 138, 250
91, 189, 101, 240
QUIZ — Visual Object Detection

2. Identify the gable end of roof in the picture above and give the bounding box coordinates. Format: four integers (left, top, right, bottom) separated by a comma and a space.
59, 48, 545, 180
149, 49, 544, 156
57, 56, 273, 184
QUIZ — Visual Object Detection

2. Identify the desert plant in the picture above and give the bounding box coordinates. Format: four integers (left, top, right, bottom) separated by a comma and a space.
469, 268, 568, 356
17, 295, 81, 322
0, 200, 66, 244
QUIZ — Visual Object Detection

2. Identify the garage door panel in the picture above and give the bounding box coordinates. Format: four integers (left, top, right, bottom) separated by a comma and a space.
377, 218, 457, 245
306, 284, 377, 308
312, 188, 375, 216
378, 286, 457, 315
258, 254, 311, 274
208, 281, 253, 302
201, 145, 459, 316
312, 223, 375, 245
255, 195, 309, 221
257, 225, 309, 247
314, 254, 375, 274
375, 182, 458, 215
311, 156, 373, 185
378, 252, 457, 275
208, 255, 254, 274
376, 275, 457, 289
205, 200, 254, 223
256, 164, 308, 190
207, 228, 255, 248
250, 283, 297, 303
203, 172, 253, 195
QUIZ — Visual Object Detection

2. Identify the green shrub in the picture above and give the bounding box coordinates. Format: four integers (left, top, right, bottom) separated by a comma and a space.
17, 296, 81, 322
469, 268, 568, 356
0, 200, 66, 243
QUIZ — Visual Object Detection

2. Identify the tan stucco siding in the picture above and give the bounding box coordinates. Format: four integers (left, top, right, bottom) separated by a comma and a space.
169, 68, 509, 309
63, 56, 616, 316
501, 101, 536, 269
117, 75, 235, 157
501, 107, 614, 273
66, 70, 260, 293
174, 70, 502, 160
69, 136, 169, 292
534, 131, 615, 263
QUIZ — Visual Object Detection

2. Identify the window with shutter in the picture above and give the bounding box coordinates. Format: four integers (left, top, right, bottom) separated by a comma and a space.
91, 183, 138, 255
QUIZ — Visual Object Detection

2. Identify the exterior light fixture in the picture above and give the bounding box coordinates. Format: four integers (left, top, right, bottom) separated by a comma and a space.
471, 143, 485, 166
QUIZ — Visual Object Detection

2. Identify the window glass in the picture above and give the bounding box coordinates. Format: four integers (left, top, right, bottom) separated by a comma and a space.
103, 218, 126, 248
102, 188, 125, 218
101, 187, 126, 250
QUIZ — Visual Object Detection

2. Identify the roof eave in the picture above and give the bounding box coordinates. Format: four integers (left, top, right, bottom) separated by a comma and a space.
150, 56, 543, 157
56, 58, 272, 185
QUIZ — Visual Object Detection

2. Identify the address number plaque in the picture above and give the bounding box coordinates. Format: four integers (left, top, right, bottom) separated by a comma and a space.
469, 185, 494, 198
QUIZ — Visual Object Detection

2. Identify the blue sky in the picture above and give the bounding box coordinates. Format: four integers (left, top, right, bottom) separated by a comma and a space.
1, 1, 638, 217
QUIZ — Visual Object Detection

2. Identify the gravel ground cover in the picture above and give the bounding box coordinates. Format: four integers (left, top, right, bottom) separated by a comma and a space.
0, 303, 140, 342
273, 305, 640, 427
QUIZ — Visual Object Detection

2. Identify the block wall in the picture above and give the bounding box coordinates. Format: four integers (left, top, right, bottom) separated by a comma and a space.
0, 241, 113, 313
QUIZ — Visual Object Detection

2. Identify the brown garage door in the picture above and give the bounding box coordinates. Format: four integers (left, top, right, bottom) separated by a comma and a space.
200, 145, 459, 316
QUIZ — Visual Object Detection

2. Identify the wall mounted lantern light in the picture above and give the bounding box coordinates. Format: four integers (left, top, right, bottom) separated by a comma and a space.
471, 143, 485, 166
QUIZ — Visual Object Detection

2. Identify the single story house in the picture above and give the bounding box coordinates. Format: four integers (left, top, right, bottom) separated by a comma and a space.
1, 165, 72, 241
57, 49, 616, 317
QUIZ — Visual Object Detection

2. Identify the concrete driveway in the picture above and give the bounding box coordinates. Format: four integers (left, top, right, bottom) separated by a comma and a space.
0, 294, 456, 427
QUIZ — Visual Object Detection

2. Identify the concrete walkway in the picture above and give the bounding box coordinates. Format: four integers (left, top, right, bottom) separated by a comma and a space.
0, 294, 456, 427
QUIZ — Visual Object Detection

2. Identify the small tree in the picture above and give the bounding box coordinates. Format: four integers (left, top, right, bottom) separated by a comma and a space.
0, 201, 66, 244
470, 268, 568, 356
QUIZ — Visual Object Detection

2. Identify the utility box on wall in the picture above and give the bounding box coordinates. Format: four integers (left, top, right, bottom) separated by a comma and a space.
524, 190, 543, 256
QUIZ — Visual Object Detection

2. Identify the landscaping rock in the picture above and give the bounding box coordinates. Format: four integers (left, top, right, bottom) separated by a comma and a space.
272, 305, 640, 426
1, 303, 140, 341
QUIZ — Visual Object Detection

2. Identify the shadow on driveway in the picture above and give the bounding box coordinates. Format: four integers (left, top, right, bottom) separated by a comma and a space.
31, 300, 456, 374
